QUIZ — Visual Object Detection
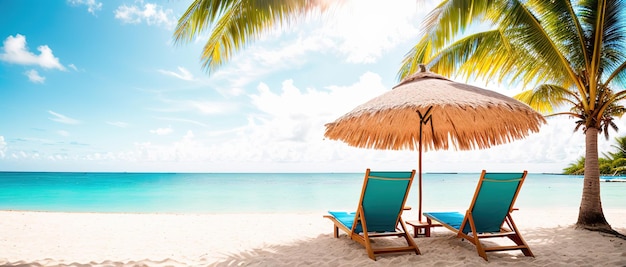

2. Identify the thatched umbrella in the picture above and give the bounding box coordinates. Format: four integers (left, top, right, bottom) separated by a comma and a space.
324, 65, 546, 222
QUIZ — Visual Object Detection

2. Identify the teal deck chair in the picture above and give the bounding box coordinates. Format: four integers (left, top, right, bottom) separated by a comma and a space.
323, 169, 420, 260
423, 170, 534, 261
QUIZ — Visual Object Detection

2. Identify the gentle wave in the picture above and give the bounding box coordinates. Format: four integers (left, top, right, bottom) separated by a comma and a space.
0, 172, 623, 213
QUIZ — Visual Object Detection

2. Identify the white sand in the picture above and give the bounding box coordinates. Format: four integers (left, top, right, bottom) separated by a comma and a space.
0, 209, 625, 266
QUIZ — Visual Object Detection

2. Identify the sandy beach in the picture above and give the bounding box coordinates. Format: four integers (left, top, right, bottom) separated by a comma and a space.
0, 208, 624, 266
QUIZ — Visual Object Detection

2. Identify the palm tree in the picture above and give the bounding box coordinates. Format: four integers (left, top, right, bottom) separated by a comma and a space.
400, 0, 626, 235
604, 135, 626, 174
570, 135, 626, 175
173, 0, 626, 235
564, 154, 621, 176
604, 135, 626, 163
564, 156, 585, 175
173, 0, 337, 73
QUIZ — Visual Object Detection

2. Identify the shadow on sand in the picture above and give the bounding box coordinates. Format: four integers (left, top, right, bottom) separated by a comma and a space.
210, 227, 626, 267
2, 227, 624, 267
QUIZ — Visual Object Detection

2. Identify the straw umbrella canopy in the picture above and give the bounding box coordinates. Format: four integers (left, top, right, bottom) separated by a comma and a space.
324, 65, 546, 221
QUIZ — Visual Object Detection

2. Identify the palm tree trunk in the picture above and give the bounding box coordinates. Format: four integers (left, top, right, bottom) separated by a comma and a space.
576, 127, 611, 231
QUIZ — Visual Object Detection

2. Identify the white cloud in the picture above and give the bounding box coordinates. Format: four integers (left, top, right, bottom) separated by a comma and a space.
57, 130, 70, 137
48, 110, 80, 124
250, 71, 387, 120
183, 130, 194, 139
150, 90, 239, 116
210, 35, 334, 93
0, 136, 6, 158
127, 132, 203, 162
158, 66, 194, 81
8, 71, 623, 173
315, 0, 428, 63
251, 35, 332, 68
49, 154, 66, 161
150, 126, 173, 135
209, 0, 429, 90
0, 34, 65, 70
67, 0, 103, 15
156, 117, 210, 128
24, 69, 45, 83
178, 72, 392, 165
114, 3, 176, 29
188, 100, 236, 115
107, 121, 129, 128
42, 73, 391, 170
68, 64, 79, 71
417, 115, 622, 174
177, 72, 619, 173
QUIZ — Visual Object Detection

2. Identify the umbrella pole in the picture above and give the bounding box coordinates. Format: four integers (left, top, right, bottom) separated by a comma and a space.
418, 122, 423, 222
417, 106, 434, 223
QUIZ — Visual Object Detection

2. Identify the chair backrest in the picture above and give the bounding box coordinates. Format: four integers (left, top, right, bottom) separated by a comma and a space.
462, 170, 527, 234
355, 169, 415, 233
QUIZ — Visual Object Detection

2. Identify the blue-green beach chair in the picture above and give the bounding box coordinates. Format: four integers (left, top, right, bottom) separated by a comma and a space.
423, 170, 534, 260
323, 169, 420, 260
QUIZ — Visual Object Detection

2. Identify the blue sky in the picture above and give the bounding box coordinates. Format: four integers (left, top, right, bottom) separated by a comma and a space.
0, 0, 621, 173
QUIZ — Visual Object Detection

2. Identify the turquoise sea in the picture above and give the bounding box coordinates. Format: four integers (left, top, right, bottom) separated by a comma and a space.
0, 172, 624, 213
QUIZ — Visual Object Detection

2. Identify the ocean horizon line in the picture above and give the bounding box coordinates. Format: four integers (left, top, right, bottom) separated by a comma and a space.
1, 172, 624, 213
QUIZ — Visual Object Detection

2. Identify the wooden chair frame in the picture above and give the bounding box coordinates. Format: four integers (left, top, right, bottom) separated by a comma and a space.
324, 169, 421, 260
424, 170, 534, 261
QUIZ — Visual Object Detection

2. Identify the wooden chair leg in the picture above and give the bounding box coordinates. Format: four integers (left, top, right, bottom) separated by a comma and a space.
362, 232, 376, 260
505, 215, 534, 257
399, 221, 421, 255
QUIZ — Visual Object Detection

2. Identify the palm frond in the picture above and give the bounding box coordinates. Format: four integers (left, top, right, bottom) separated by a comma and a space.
398, 35, 434, 79
527, 0, 589, 71
513, 84, 577, 114
419, 0, 498, 50
604, 58, 626, 89
399, 0, 500, 79
174, 0, 234, 44
174, 0, 321, 73
563, 156, 586, 175
598, 0, 626, 82
401, 0, 585, 95
495, 0, 584, 95
426, 30, 510, 79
